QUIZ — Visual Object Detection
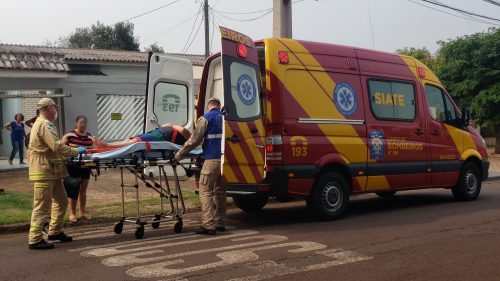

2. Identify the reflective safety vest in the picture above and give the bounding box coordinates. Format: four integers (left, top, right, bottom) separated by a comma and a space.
202, 108, 223, 160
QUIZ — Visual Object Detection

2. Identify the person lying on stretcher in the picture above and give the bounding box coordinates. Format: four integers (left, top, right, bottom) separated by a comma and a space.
93, 124, 191, 148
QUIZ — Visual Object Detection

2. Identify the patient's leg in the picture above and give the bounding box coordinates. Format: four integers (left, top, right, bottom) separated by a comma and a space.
93, 138, 137, 148
104, 139, 138, 148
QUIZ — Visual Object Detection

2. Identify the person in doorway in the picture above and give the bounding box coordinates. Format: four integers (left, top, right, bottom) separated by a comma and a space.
28, 98, 86, 250
175, 97, 225, 235
93, 123, 191, 148
3, 113, 26, 165
62, 115, 94, 223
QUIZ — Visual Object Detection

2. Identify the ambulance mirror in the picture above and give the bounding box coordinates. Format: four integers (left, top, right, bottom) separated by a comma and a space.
461, 107, 470, 127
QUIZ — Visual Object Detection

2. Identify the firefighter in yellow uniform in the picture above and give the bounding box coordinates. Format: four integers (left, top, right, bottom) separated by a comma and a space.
28, 98, 86, 250
175, 97, 225, 235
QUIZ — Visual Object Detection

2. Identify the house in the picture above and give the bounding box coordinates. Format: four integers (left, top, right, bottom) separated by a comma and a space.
0, 44, 205, 157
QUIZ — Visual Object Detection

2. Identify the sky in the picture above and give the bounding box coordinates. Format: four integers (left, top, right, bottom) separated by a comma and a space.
0, 0, 498, 55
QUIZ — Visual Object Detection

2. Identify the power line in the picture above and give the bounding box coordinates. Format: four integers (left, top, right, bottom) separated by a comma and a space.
143, 10, 202, 43
407, 0, 500, 26
183, 17, 204, 53
114, 0, 183, 25
213, 7, 272, 15
181, 3, 204, 53
482, 0, 500, 7
212, 9, 273, 22
420, 0, 500, 22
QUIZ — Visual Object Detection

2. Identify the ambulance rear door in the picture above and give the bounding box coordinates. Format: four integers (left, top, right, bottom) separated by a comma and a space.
144, 53, 194, 133
219, 27, 266, 185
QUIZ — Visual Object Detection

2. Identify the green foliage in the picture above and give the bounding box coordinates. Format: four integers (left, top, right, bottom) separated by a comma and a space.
67, 21, 140, 51
144, 42, 165, 53
396, 47, 437, 70
436, 28, 500, 126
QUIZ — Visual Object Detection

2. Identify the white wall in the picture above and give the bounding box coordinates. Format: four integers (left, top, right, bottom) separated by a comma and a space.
0, 91, 22, 157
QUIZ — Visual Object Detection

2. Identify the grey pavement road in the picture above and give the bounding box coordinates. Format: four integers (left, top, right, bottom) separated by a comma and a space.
1, 181, 500, 281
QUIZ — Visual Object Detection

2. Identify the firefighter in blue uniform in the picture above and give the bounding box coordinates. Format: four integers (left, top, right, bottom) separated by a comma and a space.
175, 97, 225, 235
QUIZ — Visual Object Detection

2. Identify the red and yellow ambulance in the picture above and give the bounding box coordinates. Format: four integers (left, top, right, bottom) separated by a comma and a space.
158, 27, 490, 220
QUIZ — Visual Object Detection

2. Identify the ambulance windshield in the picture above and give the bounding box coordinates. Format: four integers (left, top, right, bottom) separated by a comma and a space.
223, 56, 261, 121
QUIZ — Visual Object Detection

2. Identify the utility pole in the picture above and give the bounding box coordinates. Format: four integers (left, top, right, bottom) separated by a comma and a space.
273, 0, 292, 38
204, 0, 210, 58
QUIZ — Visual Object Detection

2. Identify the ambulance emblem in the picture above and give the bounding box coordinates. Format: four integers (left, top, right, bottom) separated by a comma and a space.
236, 74, 256, 105
334, 83, 358, 117
369, 130, 385, 159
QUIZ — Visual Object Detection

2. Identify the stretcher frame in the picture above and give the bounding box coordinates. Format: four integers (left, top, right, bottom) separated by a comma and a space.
71, 150, 195, 239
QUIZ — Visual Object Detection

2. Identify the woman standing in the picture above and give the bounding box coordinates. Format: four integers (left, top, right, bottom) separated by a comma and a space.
62, 115, 93, 223
3, 113, 26, 165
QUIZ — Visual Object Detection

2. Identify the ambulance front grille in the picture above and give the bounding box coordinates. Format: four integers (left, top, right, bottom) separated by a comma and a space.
96, 94, 145, 142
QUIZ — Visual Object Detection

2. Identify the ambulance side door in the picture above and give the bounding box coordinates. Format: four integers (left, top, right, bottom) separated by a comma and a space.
144, 53, 194, 133
363, 77, 431, 190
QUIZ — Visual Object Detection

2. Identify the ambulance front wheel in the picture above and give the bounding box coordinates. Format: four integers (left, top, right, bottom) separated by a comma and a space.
233, 193, 268, 212
307, 172, 350, 220
452, 162, 481, 201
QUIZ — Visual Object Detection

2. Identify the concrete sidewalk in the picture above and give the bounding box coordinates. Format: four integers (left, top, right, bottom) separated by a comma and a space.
0, 158, 28, 172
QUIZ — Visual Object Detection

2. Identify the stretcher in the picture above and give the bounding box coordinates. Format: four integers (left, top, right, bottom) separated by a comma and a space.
69, 141, 202, 239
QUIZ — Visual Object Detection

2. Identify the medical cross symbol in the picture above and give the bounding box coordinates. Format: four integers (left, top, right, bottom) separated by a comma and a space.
338, 89, 353, 111
333, 83, 358, 117
236, 74, 256, 105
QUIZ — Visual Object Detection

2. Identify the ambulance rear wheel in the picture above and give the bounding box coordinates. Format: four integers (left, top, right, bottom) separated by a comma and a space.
233, 193, 268, 212
376, 191, 397, 198
452, 162, 481, 201
308, 172, 349, 220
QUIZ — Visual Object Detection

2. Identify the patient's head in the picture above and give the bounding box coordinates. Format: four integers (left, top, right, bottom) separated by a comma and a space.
207, 97, 221, 110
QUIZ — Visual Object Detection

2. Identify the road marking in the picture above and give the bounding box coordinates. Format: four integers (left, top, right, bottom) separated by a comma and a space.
81, 230, 258, 258
111, 234, 288, 268
228, 249, 373, 281
71, 227, 373, 280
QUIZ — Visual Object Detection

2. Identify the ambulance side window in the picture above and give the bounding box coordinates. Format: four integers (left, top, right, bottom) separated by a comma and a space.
424, 84, 458, 126
368, 79, 416, 121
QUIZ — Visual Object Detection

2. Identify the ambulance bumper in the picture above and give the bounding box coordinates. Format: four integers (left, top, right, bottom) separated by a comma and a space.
264, 165, 320, 196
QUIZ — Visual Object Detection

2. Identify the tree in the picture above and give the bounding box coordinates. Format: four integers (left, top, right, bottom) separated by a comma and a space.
396, 47, 437, 71
144, 42, 165, 53
66, 21, 140, 51
436, 28, 500, 152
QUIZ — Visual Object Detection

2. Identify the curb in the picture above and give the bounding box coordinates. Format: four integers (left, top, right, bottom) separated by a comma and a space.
486, 175, 500, 182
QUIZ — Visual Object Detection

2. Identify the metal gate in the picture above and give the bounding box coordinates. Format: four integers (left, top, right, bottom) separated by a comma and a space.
97, 94, 145, 141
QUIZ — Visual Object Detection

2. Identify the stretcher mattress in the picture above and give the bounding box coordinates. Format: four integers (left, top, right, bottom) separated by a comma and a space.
82, 141, 202, 161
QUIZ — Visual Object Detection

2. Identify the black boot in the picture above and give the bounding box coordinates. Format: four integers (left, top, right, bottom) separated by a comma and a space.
48, 232, 73, 242
216, 226, 226, 232
29, 239, 54, 250
195, 226, 216, 235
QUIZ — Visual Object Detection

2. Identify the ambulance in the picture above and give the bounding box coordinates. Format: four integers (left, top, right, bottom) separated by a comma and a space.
146, 27, 489, 220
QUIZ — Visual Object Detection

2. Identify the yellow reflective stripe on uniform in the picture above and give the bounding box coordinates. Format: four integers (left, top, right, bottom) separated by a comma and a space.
30, 223, 43, 231
33, 182, 49, 188
29, 172, 48, 175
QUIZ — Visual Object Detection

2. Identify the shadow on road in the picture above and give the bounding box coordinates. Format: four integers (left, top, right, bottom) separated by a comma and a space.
227, 187, 499, 233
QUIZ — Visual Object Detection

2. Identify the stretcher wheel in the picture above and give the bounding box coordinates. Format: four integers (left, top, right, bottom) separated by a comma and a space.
152, 215, 161, 229
135, 226, 145, 239
114, 222, 123, 234
174, 221, 183, 233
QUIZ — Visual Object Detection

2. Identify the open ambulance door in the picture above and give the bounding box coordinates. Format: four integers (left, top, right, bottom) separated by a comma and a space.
217, 27, 266, 185
144, 53, 194, 133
